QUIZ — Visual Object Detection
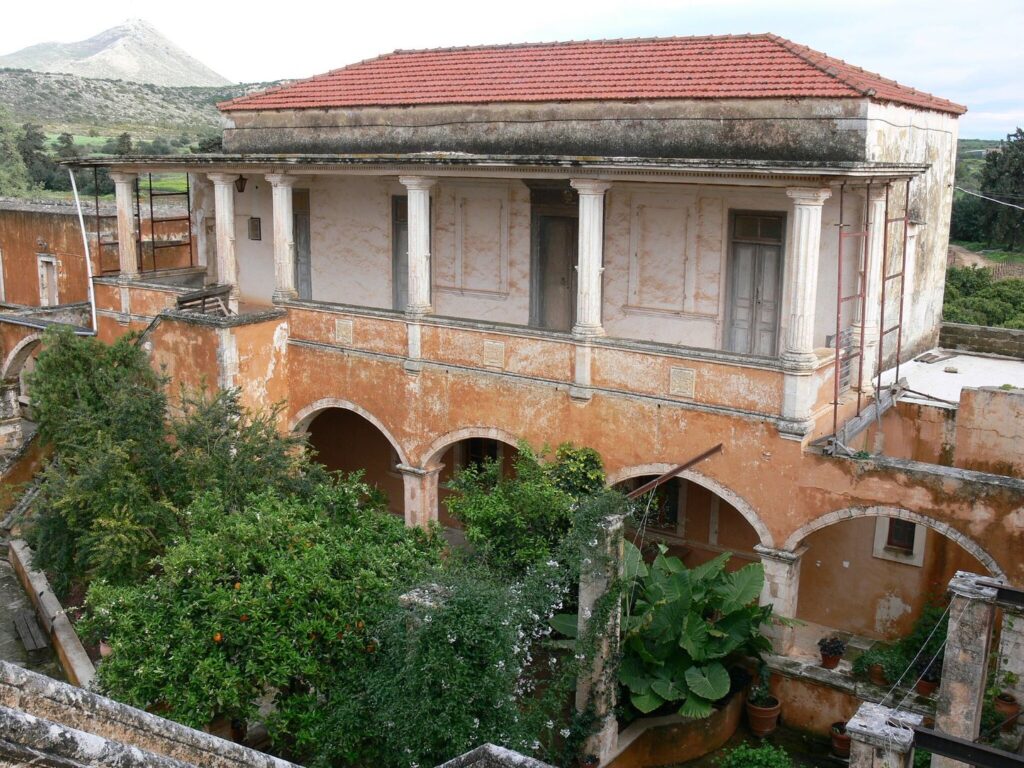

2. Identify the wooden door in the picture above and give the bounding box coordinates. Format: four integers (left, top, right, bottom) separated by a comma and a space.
534, 215, 577, 332
293, 189, 312, 300
726, 213, 785, 356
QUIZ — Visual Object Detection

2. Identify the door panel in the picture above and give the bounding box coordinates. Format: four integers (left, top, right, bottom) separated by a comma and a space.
727, 214, 784, 356
536, 215, 576, 332
392, 196, 409, 311
293, 189, 312, 300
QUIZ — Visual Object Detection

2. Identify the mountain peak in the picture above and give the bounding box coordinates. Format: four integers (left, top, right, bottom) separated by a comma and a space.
0, 20, 231, 87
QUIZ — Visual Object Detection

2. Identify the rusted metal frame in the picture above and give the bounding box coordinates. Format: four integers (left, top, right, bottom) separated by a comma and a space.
913, 726, 1024, 768
976, 579, 1024, 609
625, 444, 724, 500
893, 179, 911, 385
147, 173, 156, 272
875, 183, 892, 394
185, 173, 194, 268
855, 181, 873, 413
832, 184, 846, 437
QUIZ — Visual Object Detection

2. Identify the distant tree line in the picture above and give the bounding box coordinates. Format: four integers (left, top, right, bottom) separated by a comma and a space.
951, 128, 1024, 250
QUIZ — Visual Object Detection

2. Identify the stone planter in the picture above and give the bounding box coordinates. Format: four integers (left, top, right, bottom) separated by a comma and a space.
605, 691, 744, 768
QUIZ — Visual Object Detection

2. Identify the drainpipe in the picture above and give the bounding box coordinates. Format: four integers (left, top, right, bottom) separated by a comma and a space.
68, 168, 98, 335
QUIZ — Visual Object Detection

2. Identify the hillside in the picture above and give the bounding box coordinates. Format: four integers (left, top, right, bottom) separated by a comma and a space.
0, 68, 277, 136
0, 19, 229, 87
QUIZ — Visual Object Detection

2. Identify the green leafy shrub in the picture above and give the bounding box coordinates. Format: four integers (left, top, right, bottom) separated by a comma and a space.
852, 645, 907, 683
618, 543, 773, 718
79, 483, 441, 743
943, 266, 1024, 328
23, 328, 331, 594
717, 742, 793, 768
445, 442, 605, 571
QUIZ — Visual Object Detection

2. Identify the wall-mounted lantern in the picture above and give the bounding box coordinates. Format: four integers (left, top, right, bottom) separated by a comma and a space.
234, 175, 248, 193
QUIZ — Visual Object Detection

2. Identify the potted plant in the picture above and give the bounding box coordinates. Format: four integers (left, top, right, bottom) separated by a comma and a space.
830, 721, 851, 758
915, 660, 941, 696
818, 636, 847, 669
853, 646, 904, 687
746, 666, 781, 737
993, 691, 1021, 731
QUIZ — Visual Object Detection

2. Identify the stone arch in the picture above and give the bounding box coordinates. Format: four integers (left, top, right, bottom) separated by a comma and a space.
607, 462, 774, 547
290, 397, 410, 467
421, 426, 522, 469
782, 506, 1006, 580
1, 333, 43, 383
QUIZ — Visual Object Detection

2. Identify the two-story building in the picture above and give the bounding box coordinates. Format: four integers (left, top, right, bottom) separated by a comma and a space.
11, 35, 1020, 719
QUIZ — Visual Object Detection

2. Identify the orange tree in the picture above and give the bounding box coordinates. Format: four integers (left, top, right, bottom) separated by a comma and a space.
79, 481, 442, 752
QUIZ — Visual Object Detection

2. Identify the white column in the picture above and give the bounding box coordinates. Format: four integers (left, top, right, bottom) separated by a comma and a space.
782, 187, 832, 370
108, 172, 139, 278
399, 176, 436, 316
207, 173, 240, 312
755, 545, 806, 654
853, 186, 887, 389
266, 173, 298, 302
570, 179, 611, 337
0, 380, 23, 452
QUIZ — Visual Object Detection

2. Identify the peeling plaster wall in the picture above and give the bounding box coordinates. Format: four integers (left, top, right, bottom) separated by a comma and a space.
954, 387, 1024, 476
0, 207, 94, 307
865, 104, 959, 361
232, 176, 275, 305
795, 515, 984, 639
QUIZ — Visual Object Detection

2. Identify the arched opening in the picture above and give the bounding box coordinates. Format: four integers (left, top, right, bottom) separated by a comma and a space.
434, 433, 519, 529
304, 407, 405, 517
0, 334, 43, 451
790, 508, 1002, 646
612, 470, 766, 572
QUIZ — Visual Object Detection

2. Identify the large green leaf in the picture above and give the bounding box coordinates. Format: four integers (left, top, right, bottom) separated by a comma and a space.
651, 679, 684, 702
716, 563, 765, 613
684, 662, 731, 701
678, 612, 710, 661
549, 613, 579, 639
678, 693, 715, 719
623, 540, 648, 582
631, 690, 664, 714
618, 653, 650, 693
689, 552, 730, 585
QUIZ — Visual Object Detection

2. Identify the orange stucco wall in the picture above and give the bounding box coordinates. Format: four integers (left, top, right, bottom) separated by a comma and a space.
0, 208, 94, 307
954, 387, 1024, 477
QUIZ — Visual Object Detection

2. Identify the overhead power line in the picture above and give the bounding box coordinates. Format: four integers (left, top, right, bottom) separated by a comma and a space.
956, 186, 1024, 211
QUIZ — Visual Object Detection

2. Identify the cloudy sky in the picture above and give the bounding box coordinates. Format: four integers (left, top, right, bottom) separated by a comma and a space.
2, 0, 1020, 138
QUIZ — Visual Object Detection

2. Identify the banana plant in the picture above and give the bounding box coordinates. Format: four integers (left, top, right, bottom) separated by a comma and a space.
617, 542, 773, 719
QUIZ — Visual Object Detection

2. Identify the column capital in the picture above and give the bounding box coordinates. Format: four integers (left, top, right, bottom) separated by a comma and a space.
948, 571, 1000, 602
108, 171, 138, 185
786, 187, 832, 205
207, 172, 240, 186
266, 173, 299, 188
398, 176, 437, 191
570, 178, 612, 195
396, 463, 444, 478
754, 544, 808, 564
864, 184, 889, 204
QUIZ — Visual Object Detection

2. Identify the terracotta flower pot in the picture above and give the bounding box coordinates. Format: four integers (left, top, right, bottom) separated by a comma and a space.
831, 722, 851, 758
915, 678, 938, 697
99, 640, 113, 659
994, 693, 1021, 732
746, 697, 781, 737
868, 663, 887, 687
820, 652, 842, 670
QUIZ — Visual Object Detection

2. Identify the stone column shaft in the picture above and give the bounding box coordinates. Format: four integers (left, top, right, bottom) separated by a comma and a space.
0, 381, 23, 451
570, 179, 611, 337
933, 572, 998, 768
207, 173, 240, 312
576, 513, 625, 764
755, 545, 805, 654
399, 177, 436, 315
782, 188, 831, 369
108, 172, 139, 278
398, 464, 441, 528
267, 174, 298, 302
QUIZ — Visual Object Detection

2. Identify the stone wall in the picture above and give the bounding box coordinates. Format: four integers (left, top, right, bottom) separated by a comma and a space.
940, 322, 1024, 359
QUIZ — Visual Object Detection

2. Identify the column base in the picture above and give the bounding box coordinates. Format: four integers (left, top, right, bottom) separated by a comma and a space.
572, 324, 606, 339
272, 289, 299, 303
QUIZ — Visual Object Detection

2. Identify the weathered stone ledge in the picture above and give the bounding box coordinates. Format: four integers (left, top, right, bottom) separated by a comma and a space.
6, 539, 95, 687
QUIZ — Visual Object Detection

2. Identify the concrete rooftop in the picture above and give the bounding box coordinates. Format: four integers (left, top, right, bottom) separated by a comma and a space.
881, 350, 1024, 408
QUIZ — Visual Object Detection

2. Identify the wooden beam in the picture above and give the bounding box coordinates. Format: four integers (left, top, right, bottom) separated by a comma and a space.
625, 444, 723, 500
914, 726, 1024, 768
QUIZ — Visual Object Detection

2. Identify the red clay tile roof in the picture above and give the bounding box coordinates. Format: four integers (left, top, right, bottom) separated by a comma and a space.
218, 34, 966, 115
